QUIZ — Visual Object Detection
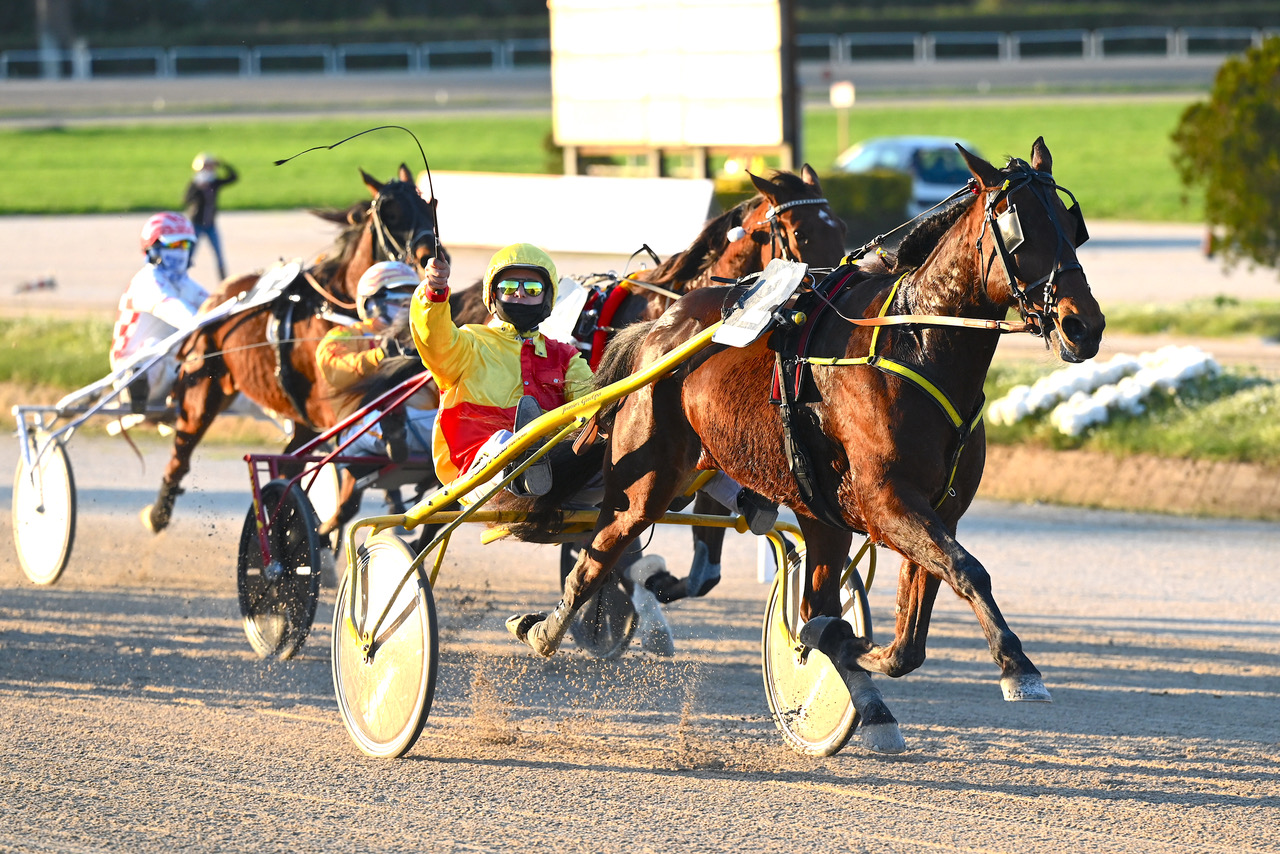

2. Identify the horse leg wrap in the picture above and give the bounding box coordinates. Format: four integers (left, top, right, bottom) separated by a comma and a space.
686, 539, 721, 598
141, 480, 183, 534
800, 617, 905, 754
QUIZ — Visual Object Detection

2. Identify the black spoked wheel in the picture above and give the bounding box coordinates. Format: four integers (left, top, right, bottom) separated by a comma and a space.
761, 542, 873, 757
12, 432, 76, 586
559, 543, 637, 659
236, 479, 323, 659
332, 531, 438, 759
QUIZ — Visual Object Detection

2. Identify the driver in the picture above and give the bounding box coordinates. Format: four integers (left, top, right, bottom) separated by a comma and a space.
411, 243, 678, 654
315, 260, 438, 534
110, 212, 209, 414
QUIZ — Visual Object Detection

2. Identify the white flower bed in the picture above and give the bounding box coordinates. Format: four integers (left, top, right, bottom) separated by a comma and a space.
989, 345, 1221, 437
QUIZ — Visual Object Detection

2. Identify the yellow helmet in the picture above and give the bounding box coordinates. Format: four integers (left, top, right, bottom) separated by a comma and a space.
481, 242, 559, 314
191, 152, 218, 171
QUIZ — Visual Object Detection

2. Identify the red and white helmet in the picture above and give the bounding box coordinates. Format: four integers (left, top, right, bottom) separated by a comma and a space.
356, 260, 420, 322
140, 212, 196, 253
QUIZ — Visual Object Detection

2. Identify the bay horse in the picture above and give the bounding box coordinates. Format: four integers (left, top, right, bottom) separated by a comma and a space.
505, 138, 1105, 753
142, 164, 439, 533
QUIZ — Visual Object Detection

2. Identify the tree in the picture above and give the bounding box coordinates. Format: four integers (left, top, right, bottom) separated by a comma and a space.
1172, 36, 1280, 276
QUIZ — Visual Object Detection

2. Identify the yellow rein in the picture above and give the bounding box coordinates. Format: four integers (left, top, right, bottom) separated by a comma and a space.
796, 273, 993, 507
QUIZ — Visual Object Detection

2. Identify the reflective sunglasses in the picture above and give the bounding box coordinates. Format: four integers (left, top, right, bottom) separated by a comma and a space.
160, 239, 193, 251
496, 279, 545, 297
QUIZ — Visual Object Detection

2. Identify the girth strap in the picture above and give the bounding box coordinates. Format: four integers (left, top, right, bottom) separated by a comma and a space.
801, 273, 983, 509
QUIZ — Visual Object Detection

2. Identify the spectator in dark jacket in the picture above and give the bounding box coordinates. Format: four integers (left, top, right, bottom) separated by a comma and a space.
183, 152, 237, 281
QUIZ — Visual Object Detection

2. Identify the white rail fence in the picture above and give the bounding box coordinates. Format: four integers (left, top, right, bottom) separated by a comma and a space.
2, 26, 1274, 81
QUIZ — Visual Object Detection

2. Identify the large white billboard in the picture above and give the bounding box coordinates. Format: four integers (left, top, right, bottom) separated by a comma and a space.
550, 0, 785, 149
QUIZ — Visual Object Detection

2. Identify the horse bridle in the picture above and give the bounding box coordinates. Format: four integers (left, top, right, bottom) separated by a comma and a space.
976, 161, 1090, 344
764, 197, 831, 263
369, 182, 437, 264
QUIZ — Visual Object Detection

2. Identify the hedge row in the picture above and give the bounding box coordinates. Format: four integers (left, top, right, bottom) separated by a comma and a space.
714, 170, 913, 249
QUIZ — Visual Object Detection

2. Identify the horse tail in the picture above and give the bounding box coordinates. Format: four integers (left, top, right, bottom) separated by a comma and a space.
589, 319, 656, 431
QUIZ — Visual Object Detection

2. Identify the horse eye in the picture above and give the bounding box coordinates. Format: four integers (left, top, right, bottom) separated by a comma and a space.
793, 229, 808, 245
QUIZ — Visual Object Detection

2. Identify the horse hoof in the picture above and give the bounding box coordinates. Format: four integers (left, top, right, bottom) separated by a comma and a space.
507, 612, 561, 656
630, 581, 675, 657
506, 612, 544, 643
1001, 673, 1053, 702
859, 722, 907, 755
139, 504, 163, 534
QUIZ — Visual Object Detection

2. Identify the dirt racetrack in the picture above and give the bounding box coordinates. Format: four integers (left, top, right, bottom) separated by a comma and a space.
2, 435, 1278, 853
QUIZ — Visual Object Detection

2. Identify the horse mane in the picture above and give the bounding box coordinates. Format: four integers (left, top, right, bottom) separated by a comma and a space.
893, 194, 976, 271
308, 200, 371, 289
448, 283, 490, 325
644, 170, 819, 288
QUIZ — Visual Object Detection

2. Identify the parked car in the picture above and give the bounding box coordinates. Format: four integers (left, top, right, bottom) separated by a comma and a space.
834, 135, 980, 218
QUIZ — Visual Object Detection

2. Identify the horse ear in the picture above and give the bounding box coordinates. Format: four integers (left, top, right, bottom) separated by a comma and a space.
361, 168, 384, 198
398, 163, 415, 184
748, 170, 778, 199
957, 144, 1001, 189
1029, 136, 1053, 173
800, 163, 821, 188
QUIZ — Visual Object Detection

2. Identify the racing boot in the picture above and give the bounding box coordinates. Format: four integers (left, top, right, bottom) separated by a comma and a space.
505, 395, 551, 496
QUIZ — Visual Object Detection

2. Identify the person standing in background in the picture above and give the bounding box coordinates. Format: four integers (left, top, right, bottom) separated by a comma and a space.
183, 152, 237, 281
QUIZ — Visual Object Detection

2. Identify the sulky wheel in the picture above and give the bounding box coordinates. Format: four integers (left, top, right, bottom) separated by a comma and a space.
236, 478, 323, 659
12, 432, 76, 586
559, 542, 637, 660
761, 542, 872, 757
332, 531, 438, 759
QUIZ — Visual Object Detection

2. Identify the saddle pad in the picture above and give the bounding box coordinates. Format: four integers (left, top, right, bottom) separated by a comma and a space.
713, 258, 809, 348
239, 260, 303, 312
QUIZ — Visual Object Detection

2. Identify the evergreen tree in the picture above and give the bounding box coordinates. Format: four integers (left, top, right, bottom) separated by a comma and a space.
1172, 36, 1280, 275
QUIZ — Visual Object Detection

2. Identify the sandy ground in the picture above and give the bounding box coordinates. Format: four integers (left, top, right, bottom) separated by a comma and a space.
1, 436, 1278, 852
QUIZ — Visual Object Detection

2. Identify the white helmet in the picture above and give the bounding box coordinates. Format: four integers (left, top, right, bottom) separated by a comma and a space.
356, 261, 420, 322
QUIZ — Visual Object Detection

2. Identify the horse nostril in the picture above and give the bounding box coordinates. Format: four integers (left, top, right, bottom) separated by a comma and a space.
1060, 314, 1090, 345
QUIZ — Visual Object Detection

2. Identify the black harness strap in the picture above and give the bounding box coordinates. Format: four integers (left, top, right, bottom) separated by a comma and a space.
774, 350, 859, 532
267, 287, 318, 431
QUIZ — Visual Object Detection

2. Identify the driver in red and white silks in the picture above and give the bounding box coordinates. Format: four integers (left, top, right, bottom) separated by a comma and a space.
110, 212, 209, 409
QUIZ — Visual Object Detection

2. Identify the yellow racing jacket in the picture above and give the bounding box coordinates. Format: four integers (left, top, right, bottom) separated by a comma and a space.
409, 286, 593, 484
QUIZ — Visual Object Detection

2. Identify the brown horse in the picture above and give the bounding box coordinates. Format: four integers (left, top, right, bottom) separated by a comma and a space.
506, 138, 1105, 753
143, 164, 439, 532
598, 165, 848, 600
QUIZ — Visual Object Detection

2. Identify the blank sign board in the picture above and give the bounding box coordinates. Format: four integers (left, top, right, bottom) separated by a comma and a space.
550, 0, 784, 148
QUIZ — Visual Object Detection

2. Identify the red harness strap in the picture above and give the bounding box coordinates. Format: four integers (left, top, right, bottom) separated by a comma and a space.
589, 284, 632, 370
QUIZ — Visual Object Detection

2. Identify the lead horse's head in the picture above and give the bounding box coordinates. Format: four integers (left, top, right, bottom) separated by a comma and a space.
960, 137, 1104, 362
360, 163, 440, 271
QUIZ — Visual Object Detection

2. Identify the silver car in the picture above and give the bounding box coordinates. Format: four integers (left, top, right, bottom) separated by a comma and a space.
834, 135, 980, 218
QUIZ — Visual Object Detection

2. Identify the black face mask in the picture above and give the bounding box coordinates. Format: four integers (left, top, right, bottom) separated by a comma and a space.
496, 301, 548, 334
